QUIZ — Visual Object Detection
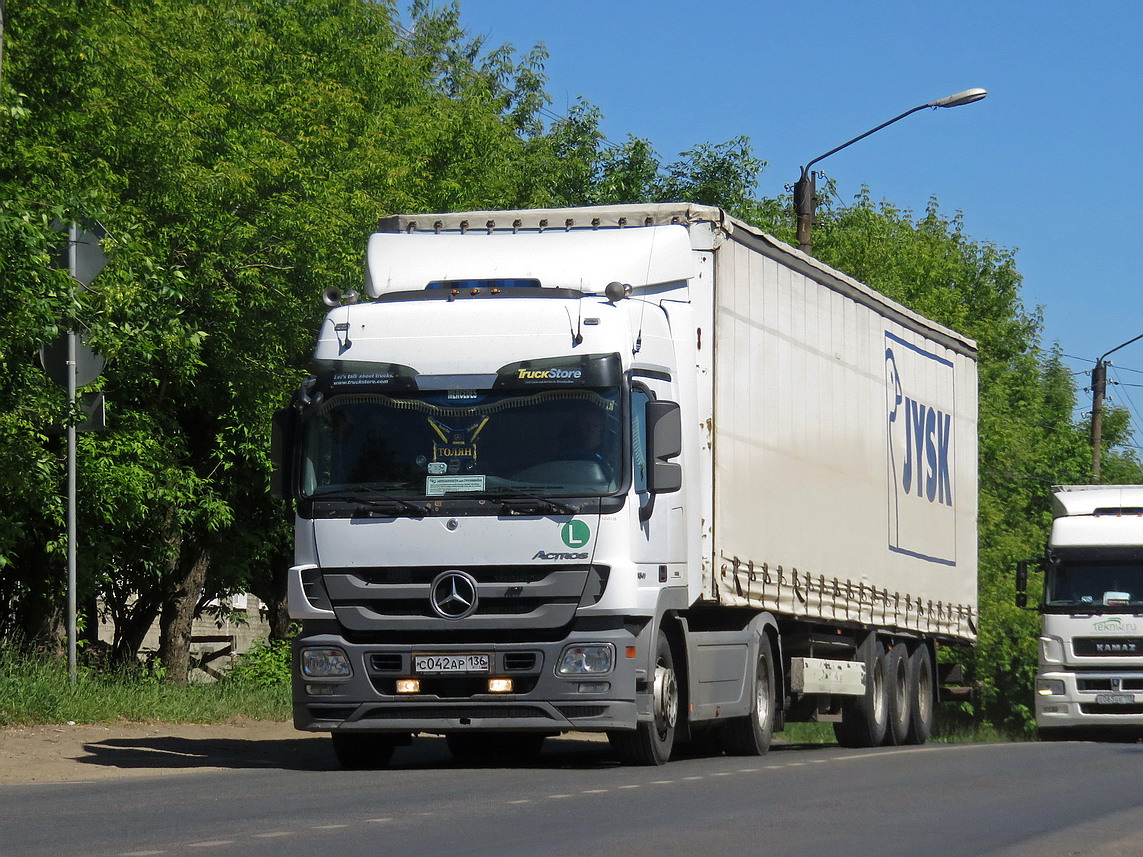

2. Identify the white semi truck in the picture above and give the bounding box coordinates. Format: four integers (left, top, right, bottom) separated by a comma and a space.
272, 203, 979, 767
1018, 484, 1143, 740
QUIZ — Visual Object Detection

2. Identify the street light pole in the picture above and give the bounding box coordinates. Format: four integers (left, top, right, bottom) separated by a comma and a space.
794, 88, 988, 255
1091, 332, 1143, 480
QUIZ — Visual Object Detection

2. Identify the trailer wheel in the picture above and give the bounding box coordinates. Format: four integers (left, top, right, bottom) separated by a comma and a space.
608, 630, 678, 766
834, 640, 888, 747
331, 732, 398, 769
884, 643, 912, 746
722, 633, 776, 756
904, 645, 934, 744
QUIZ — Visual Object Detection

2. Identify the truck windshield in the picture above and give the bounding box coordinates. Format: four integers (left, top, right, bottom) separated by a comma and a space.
1044, 561, 1143, 609
300, 387, 622, 500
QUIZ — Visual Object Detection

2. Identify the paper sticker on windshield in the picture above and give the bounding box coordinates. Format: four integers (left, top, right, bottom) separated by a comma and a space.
426, 475, 487, 496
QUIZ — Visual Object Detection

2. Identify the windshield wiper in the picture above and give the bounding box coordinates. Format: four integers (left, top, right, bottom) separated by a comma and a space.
487, 490, 577, 516
313, 488, 430, 517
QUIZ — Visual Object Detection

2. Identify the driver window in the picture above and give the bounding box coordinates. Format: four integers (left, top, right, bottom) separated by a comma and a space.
631, 386, 651, 505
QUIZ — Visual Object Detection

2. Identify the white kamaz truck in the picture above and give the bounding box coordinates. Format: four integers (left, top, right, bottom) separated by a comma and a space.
1018, 484, 1143, 740
272, 203, 979, 767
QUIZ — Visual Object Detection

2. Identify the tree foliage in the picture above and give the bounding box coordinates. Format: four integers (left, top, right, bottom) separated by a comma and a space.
0, 0, 1137, 729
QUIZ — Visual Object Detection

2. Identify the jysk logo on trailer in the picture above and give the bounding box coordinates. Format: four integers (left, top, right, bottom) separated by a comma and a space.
884, 332, 957, 566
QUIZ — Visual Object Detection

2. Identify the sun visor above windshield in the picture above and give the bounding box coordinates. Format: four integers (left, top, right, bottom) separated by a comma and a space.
365, 224, 695, 296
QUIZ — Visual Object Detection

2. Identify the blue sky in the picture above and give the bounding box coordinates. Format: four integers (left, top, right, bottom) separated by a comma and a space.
453, 1, 1143, 451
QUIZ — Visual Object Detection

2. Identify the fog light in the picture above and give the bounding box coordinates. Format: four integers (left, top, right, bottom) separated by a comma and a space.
488, 678, 514, 693
1036, 679, 1065, 696
300, 647, 352, 678
578, 681, 610, 693
306, 684, 335, 696
396, 679, 421, 694
557, 643, 614, 676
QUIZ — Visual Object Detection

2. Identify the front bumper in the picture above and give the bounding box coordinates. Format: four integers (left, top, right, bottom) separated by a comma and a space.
1035, 669, 1143, 730
293, 628, 639, 734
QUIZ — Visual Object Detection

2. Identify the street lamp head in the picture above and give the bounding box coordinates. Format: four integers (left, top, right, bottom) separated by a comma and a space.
928, 88, 988, 109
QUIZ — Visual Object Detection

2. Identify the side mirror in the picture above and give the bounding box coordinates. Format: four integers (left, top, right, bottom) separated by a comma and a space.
270, 406, 296, 500
1015, 558, 1044, 609
646, 400, 682, 494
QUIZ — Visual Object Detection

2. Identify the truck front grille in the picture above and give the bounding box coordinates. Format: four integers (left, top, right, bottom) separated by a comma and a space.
1077, 677, 1143, 692
1080, 703, 1143, 715
360, 705, 553, 720
321, 564, 607, 634
1073, 638, 1143, 657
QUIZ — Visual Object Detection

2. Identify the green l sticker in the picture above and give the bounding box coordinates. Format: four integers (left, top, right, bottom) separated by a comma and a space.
561, 520, 590, 548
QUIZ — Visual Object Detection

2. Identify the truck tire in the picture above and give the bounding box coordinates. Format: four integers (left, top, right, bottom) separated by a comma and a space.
884, 642, 912, 746
721, 633, 776, 756
331, 732, 398, 769
834, 640, 888, 748
904, 645, 934, 744
608, 630, 678, 765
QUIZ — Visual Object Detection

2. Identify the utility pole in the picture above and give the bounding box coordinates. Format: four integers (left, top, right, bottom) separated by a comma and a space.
1091, 359, 1107, 481
1091, 332, 1143, 481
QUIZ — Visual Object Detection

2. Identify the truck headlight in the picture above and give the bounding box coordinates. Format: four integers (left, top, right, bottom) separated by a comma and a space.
557, 643, 614, 676
1036, 678, 1065, 696
301, 647, 352, 679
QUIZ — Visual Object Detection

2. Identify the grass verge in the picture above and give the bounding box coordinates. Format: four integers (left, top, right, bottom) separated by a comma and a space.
0, 644, 291, 728
779, 714, 1025, 745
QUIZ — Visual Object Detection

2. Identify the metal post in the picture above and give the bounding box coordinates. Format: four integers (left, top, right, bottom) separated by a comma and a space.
66, 222, 78, 688
67, 327, 77, 687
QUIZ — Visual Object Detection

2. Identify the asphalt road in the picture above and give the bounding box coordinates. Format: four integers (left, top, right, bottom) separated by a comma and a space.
4, 734, 1143, 857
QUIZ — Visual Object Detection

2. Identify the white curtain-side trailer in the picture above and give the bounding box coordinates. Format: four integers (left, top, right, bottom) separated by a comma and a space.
273, 204, 978, 767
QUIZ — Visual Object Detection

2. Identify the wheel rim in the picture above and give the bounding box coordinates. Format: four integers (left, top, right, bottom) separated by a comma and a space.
755, 662, 771, 728
872, 657, 885, 715
917, 660, 932, 723
653, 661, 678, 737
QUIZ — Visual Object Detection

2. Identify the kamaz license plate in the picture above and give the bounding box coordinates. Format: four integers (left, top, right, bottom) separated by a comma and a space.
414, 653, 491, 674
1094, 693, 1135, 705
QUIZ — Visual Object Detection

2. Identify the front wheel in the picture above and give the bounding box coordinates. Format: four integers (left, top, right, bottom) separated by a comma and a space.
608, 630, 678, 766
722, 633, 776, 756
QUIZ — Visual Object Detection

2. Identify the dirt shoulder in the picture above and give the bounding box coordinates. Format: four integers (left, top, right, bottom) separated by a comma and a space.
0, 719, 329, 785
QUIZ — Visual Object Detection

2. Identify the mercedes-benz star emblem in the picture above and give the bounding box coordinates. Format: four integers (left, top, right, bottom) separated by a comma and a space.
430, 571, 479, 619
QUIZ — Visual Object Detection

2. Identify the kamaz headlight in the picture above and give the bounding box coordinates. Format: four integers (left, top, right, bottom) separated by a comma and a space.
557, 643, 614, 676
1036, 678, 1065, 696
301, 647, 352, 679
